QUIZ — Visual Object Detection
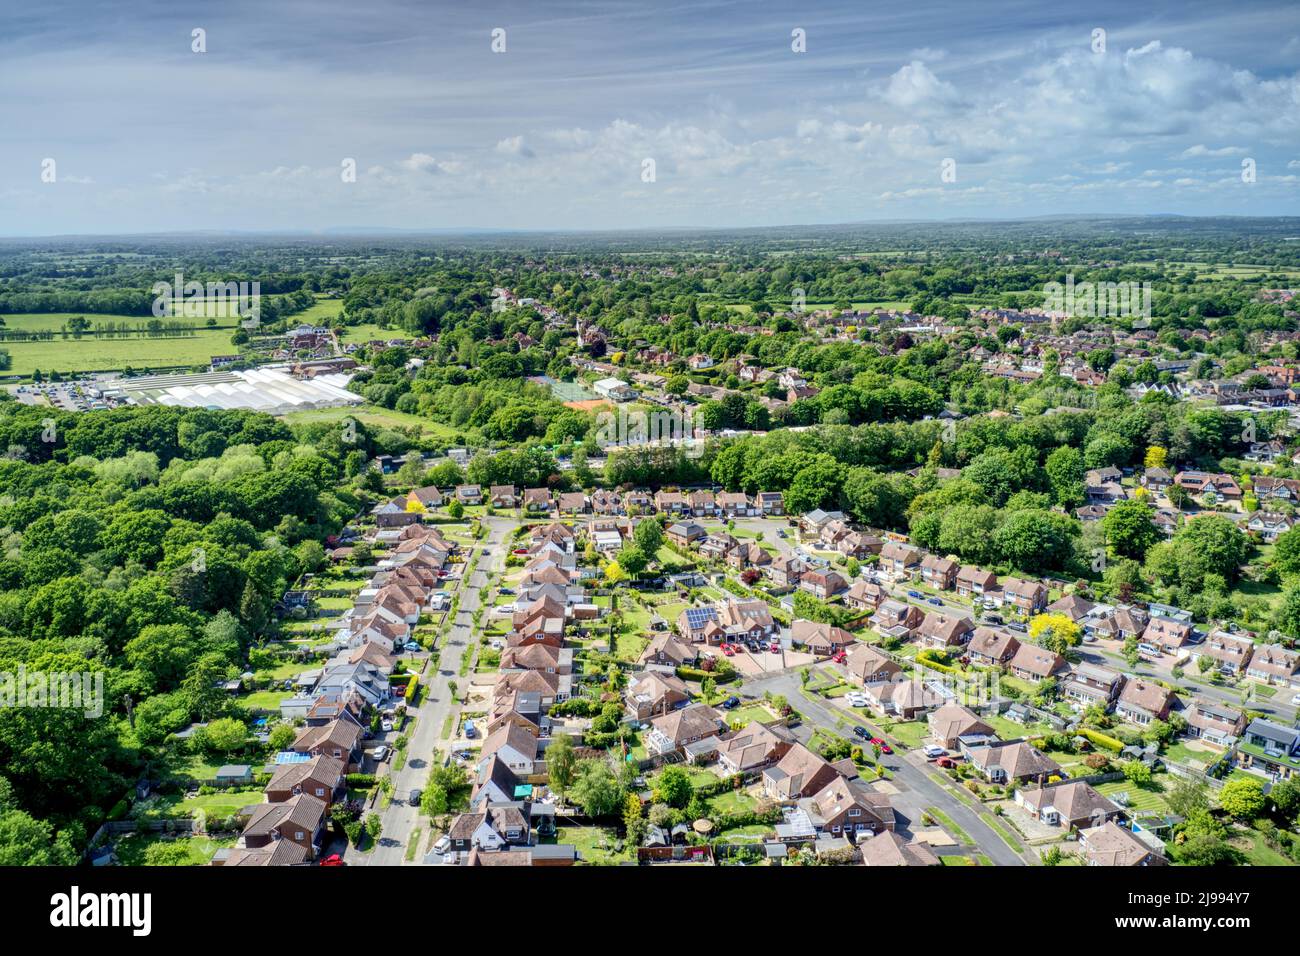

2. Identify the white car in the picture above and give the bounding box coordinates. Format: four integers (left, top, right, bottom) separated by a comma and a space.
433, 835, 451, 854
845, 693, 868, 708
1291, 693, 1300, 706
381, 719, 393, 732
923, 745, 947, 759
372, 746, 389, 761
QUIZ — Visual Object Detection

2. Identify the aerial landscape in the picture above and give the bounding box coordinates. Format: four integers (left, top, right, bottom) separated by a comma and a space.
1, 1, 1299, 924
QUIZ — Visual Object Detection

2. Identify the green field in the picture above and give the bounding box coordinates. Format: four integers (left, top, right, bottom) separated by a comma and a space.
282, 402, 463, 440
0, 311, 236, 375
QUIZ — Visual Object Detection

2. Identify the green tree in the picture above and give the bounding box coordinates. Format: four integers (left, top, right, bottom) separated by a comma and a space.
546, 732, 577, 799
652, 765, 694, 809
1219, 777, 1267, 821
1101, 498, 1160, 560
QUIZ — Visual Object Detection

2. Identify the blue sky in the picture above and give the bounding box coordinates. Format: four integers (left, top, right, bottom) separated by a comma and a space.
2, 0, 1298, 235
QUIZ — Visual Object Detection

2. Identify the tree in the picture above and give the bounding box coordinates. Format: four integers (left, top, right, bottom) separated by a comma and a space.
1101, 498, 1160, 560
1121, 760, 1152, 786
447, 499, 464, 519
1268, 777, 1300, 819
570, 759, 624, 817
364, 812, 383, 841
268, 723, 297, 751
0, 810, 77, 865
653, 765, 693, 809
546, 732, 577, 799
1027, 612, 1081, 655
1144, 446, 1168, 470
623, 792, 645, 843
1173, 514, 1247, 582
199, 717, 248, 755
616, 544, 648, 577
633, 518, 663, 554
143, 842, 194, 865
1045, 445, 1085, 508
1219, 777, 1267, 821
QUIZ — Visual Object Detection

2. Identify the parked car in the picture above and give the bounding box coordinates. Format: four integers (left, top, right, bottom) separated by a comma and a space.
831, 650, 847, 664
869, 737, 893, 754
409, 789, 423, 807
372, 746, 389, 761
852, 726, 872, 740
452, 749, 474, 760
927, 597, 943, 607
1292, 693, 1300, 706
907, 590, 923, 599
777, 529, 787, 538
381, 718, 394, 732
463, 719, 476, 738
983, 612, 1003, 624
318, 853, 345, 867
936, 756, 959, 769
845, 693, 868, 708
923, 745, 946, 759
1008, 621, 1027, 632
721, 643, 735, 656
720, 696, 741, 710
433, 835, 451, 854
769, 642, 781, 653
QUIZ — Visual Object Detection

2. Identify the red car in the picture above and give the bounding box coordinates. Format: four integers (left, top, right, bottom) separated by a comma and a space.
831, 650, 847, 664
935, 756, 959, 769
318, 854, 345, 867
869, 737, 893, 754
721, 644, 735, 656
769, 642, 781, 654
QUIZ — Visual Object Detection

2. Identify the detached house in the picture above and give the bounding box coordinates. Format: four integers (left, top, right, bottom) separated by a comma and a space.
966, 740, 1062, 784
1141, 616, 1193, 656
1246, 644, 1300, 689
967, 626, 1019, 666
1079, 821, 1167, 866
928, 704, 996, 750
844, 579, 887, 612
872, 600, 925, 640
645, 703, 726, 757
800, 568, 848, 600
1008, 644, 1067, 682
1183, 697, 1246, 746
1115, 679, 1175, 725
917, 613, 974, 650
956, 565, 998, 598
1017, 781, 1119, 831
791, 619, 856, 657
842, 643, 902, 686
1063, 663, 1123, 709
1192, 630, 1255, 675
1002, 578, 1048, 614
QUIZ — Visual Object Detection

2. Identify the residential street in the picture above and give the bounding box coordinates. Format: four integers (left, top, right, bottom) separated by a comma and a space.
359, 515, 516, 865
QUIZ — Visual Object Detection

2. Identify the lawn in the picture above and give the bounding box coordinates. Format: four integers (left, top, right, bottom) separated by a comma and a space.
551, 826, 634, 865
282, 403, 463, 440
1094, 775, 1173, 814
3, 328, 237, 375
615, 631, 649, 662
114, 834, 236, 866
707, 787, 757, 815
1231, 828, 1297, 866
724, 704, 775, 727
880, 720, 930, 750
135, 788, 262, 821
239, 688, 289, 712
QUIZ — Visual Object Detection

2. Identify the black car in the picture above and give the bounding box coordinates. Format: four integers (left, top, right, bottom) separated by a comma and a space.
409, 789, 423, 807
852, 726, 872, 740
720, 696, 741, 709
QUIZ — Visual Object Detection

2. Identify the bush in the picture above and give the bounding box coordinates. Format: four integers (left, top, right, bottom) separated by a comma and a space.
1078, 727, 1124, 753
346, 773, 377, 789
1084, 753, 1111, 771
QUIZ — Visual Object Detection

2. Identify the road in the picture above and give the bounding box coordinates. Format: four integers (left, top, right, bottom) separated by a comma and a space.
360, 515, 516, 865
744, 669, 1030, 865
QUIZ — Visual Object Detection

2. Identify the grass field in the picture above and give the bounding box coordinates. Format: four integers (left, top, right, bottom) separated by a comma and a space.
1, 327, 235, 375
282, 402, 463, 440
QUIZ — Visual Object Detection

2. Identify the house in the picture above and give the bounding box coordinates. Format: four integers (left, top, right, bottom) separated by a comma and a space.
1175, 470, 1242, 502
1141, 617, 1193, 656
799, 508, 845, 534
791, 619, 856, 657
916, 612, 974, 650
523, 488, 554, 512
489, 485, 518, 508
858, 831, 941, 867
919, 554, 959, 590
842, 642, 902, 686
1183, 697, 1246, 746
666, 521, 706, 549
800, 569, 848, 600
371, 497, 421, 528
716, 721, 796, 776
645, 704, 726, 756
472, 755, 526, 808
727, 541, 771, 571
240, 794, 327, 857
864, 678, 943, 719
1016, 781, 1119, 831
264, 755, 345, 804
801, 776, 895, 842
872, 600, 925, 640
447, 804, 532, 853
479, 723, 539, 776
1115, 679, 1175, 725
879, 541, 921, 580
1002, 578, 1048, 614
291, 720, 362, 763
928, 704, 996, 750
654, 490, 688, 514
556, 492, 587, 515
688, 490, 716, 516
844, 579, 887, 611
593, 377, 637, 402
756, 491, 784, 515
1235, 718, 1300, 780
625, 671, 690, 721
762, 743, 846, 801
967, 626, 1019, 666
1079, 821, 1167, 866
1008, 643, 1067, 682
716, 491, 752, 516
767, 553, 807, 589
1063, 663, 1123, 708
1246, 644, 1300, 688
1048, 593, 1096, 622
501, 642, 572, 675
639, 633, 700, 669
1141, 467, 1173, 492
966, 740, 1062, 784
455, 484, 483, 505
955, 565, 998, 598
699, 533, 738, 560
1192, 629, 1255, 675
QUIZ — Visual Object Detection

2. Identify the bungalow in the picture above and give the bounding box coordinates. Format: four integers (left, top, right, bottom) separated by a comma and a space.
523, 488, 554, 513
842, 642, 902, 686
1048, 593, 1096, 622
1115, 679, 1175, 725
919, 554, 959, 591
638, 633, 700, 669
967, 626, 1019, 666
489, 485, 519, 508
1235, 719, 1300, 780
956, 565, 999, 598
858, 831, 941, 867
1008, 643, 1067, 682
799, 508, 845, 535
1017, 781, 1119, 831
791, 619, 856, 658
928, 704, 995, 750
446, 804, 532, 853
966, 740, 1062, 784
371, 498, 421, 528
916, 613, 974, 650
645, 703, 726, 757
762, 743, 846, 801
864, 678, 943, 719
716, 721, 796, 776
557, 492, 587, 515
1079, 821, 1167, 866
800, 569, 849, 600
1002, 578, 1048, 614
455, 484, 483, 505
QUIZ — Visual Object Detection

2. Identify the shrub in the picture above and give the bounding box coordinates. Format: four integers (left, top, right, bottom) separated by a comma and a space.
1078, 727, 1124, 753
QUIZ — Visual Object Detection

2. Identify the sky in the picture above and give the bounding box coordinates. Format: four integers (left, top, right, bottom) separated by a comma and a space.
1, 0, 1298, 235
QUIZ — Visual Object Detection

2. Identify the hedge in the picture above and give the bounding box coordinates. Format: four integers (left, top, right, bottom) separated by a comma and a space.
915, 651, 960, 675
677, 665, 737, 683
404, 674, 420, 702
346, 773, 377, 788
1078, 727, 1125, 753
